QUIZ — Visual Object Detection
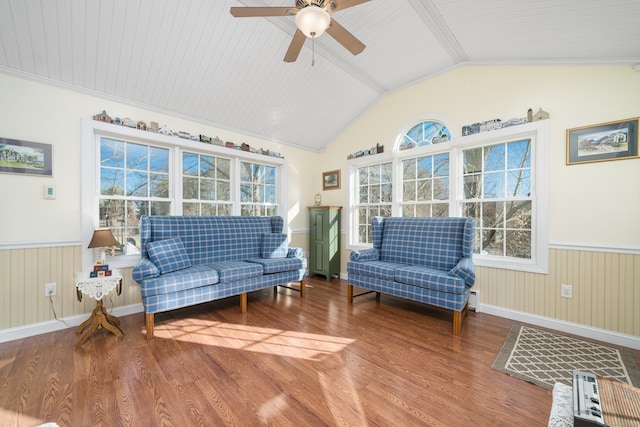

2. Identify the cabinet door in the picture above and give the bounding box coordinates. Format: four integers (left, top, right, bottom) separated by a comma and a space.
310, 210, 327, 274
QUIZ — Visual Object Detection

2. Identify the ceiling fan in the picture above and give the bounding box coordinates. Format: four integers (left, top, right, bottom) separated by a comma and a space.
230, 0, 369, 63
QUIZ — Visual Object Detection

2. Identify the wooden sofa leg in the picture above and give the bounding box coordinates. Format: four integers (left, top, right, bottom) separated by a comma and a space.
347, 284, 354, 303
453, 310, 462, 335
375, 292, 381, 302
300, 279, 306, 298
240, 293, 247, 313
145, 313, 155, 340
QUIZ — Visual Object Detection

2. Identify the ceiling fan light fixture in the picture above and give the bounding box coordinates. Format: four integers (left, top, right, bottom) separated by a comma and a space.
295, 6, 330, 38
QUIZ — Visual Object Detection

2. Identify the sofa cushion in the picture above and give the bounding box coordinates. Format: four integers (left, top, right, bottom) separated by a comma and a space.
394, 265, 467, 295
139, 264, 219, 298
247, 257, 307, 274
147, 238, 192, 274
208, 260, 263, 283
347, 260, 406, 282
261, 233, 288, 258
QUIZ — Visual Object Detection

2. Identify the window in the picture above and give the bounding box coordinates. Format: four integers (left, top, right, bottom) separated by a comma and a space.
240, 161, 278, 216
400, 121, 451, 149
98, 138, 171, 256
401, 153, 450, 217
462, 139, 532, 258
82, 119, 287, 270
182, 152, 232, 216
347, 119, 549, 273
355, 162, 393, 243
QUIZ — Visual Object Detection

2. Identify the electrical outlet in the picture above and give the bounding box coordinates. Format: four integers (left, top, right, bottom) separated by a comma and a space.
45, 283, 57, 297
560, 284, 572, 299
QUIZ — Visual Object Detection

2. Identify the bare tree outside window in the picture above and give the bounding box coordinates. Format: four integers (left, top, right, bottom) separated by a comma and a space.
401, 153, 450, 218
240, 161, 278, 216
182, 152, 231, 216
462, 139, 532, 258
355, 162, 392, 244
99, 138, 170, 255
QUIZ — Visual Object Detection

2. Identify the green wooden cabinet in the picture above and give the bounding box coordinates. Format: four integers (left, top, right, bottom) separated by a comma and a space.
308, 206, 341, 281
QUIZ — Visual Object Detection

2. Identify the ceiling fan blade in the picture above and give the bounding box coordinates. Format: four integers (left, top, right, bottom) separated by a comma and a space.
283, 30, 306, 63
230, 7, 293, 17
325, 19, 365, 55
329, 0, 370, 12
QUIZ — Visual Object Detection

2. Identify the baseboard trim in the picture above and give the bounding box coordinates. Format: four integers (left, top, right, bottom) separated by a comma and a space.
479, 303, 640, 350
0, 303, 144, 344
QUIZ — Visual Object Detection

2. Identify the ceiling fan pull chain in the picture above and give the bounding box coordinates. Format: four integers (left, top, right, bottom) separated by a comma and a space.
311, 32, 316, 66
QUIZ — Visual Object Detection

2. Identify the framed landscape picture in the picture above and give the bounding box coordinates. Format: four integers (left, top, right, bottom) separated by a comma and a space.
0, 138, 53, 176
566, 118, 639, 165
322, 170, 340, 190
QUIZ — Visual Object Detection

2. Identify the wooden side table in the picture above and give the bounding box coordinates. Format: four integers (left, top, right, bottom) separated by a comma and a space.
74, 269, 123, 349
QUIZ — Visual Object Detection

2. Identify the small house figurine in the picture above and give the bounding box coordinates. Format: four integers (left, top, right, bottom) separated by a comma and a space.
532, 108, 549, 121
149, 122, 159, 132
121, 117, 136, 128
93, 110, 113, 123
158, 124, 172, 135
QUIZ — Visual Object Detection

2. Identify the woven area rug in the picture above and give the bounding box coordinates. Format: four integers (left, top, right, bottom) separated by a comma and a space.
492, 323, 640, 390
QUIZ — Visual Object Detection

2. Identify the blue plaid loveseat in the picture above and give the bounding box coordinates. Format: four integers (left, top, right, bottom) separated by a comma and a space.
347, 216, 475, 335
132, 215, 307, 338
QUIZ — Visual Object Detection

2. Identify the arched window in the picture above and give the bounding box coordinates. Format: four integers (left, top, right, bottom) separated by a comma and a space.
399, 120, 451, 150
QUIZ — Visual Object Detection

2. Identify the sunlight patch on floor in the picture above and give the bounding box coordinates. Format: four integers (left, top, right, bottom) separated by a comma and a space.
0, 356, 15, 370
153, 319, 354, 361
319, 355, 368, 426
0, 408, 50, 426
257, 393, 288, 422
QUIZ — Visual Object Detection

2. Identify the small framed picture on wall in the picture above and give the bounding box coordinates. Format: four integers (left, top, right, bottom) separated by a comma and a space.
566, 117, 639, 165
0, 137, 53, 176
322, 170, 340, 190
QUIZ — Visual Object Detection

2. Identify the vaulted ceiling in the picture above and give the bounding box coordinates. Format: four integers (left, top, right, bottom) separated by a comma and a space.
1, 0, 639, 152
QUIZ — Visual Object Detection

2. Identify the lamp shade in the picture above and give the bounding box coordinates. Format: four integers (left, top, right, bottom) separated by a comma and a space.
295, 5, 330, 38
88, 228, 118, 249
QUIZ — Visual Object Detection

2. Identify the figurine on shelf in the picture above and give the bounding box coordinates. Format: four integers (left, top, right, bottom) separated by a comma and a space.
93, 110, 113, 123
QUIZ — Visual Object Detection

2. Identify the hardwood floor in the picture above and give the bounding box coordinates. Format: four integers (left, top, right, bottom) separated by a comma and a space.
1, 277, 638, 426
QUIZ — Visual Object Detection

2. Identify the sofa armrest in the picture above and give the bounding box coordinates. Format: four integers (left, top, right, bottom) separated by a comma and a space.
449, 257, 475, 287
132, 258, 160, 283
349, 248, 379, 262
287, 247, 304, 258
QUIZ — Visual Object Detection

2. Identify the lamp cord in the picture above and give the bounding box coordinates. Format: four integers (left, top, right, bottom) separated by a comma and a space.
49, 296, 72, 328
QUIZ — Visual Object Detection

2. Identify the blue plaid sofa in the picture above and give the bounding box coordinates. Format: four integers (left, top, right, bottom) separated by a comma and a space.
347, 216, 475, 335
132, 215, 307, 338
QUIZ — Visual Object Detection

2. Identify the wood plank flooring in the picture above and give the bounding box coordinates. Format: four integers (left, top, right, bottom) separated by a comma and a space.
1, 277, 638, 426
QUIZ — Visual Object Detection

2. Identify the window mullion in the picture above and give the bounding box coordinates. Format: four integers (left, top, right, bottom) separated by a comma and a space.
173, 146, 182, 215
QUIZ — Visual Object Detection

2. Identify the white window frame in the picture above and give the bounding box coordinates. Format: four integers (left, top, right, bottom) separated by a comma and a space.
346, 119, 549, 274
81, 119, 288, 271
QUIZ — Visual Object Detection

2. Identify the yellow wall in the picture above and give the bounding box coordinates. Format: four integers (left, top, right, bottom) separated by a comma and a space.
318, 65, 640, 338
1, 65, 639, 339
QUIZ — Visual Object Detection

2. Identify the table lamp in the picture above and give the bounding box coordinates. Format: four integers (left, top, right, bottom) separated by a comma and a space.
88, 228, 118, 262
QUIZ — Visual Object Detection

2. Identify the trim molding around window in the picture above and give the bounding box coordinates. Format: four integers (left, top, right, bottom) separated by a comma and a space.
81, 119, 288, 271
346, 119, 550, 274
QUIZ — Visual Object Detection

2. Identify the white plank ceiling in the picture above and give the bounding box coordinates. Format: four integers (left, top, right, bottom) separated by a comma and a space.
1, 0, 639, 152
